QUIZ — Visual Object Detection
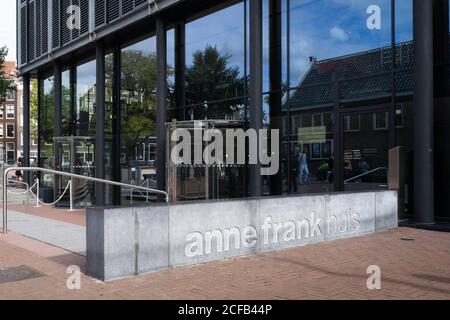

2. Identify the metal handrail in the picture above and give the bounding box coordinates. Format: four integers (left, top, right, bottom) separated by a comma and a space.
0, 179, 30, 191
344, 167, 388, 184
2, 167, 169, 234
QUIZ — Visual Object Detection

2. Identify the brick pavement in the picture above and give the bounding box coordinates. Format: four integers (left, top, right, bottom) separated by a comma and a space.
0, 227, 449, 300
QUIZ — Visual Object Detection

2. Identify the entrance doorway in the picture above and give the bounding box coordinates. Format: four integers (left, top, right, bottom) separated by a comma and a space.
54, 136, 95, 207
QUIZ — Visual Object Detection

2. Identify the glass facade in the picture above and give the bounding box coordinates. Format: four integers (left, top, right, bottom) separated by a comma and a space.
119, 37, 159, 204
38, 76, 55, 188
183, 2, 247, 121
259, 0, 414, 196
28, 0, 447, 219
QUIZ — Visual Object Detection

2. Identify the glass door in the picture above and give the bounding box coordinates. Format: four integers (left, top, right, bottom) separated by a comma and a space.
340, 108, 391, 192
55, 136, 95, 207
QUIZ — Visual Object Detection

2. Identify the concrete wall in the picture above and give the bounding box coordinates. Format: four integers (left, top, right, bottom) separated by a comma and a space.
87, 190, 398, 281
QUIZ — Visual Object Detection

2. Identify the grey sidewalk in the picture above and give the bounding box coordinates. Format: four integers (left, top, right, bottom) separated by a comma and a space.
0, 209, 86, 256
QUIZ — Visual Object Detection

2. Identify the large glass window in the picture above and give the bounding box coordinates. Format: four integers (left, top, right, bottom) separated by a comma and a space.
120, 37, 158, 204
76, 61, 96, 137
184, 2, 247, 120
62, 70, 72, 136
39, 76, 55, 187
72, 61, 97, 205
262, 0, 399, 195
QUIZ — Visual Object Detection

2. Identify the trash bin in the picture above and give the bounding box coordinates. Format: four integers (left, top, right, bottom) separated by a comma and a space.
40, 187, 54, 203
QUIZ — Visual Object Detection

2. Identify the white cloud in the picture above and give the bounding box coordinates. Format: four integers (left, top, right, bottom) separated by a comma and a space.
0, 1, 17, 61
330, 26, 349, 42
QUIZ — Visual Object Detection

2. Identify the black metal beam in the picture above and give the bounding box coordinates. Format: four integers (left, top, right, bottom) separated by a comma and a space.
175, 21, 186, 121
54, 62, 62, 198
37, 77, 42, 169
112, 47, 122, 205
22, 73, 31, 184
413, 0, 434, 224
95, 41, 106, 206
249, 0, 263, 198
269, 0, 283, 195
156, 16, 168, 195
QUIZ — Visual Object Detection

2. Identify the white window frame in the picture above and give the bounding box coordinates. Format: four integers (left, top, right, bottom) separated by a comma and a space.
6, 105, 14, 119
373, 112, 389, 131
344, 115, 361, 132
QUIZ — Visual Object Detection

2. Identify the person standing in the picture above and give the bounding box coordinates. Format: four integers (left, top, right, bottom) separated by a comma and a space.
15, 158, 23, 182
327, 155, 335, 183
298, 147, 310, 184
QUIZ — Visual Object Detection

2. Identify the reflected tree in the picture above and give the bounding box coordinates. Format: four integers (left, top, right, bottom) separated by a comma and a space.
185, 45, 245, 119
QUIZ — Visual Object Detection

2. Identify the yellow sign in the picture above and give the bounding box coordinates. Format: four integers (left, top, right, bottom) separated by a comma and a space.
298, 126, 327, 144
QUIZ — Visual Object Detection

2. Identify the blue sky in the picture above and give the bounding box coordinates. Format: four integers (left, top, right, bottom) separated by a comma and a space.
22, 0, 414, 91
0, 1, 17, 61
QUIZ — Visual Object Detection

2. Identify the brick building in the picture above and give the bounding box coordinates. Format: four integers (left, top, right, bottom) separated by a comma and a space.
1, 61, 20, 165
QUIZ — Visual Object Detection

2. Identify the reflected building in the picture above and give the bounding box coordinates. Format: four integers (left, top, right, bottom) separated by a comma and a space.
16, 0, 449, 225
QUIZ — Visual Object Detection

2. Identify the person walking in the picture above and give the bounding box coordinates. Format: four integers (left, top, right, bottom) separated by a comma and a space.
15, 158, 23, 183
298, 147, 310, 185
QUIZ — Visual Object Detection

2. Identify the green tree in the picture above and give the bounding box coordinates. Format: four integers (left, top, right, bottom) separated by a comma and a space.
185, 45, 245, 119
120, 50, 158, 160
0, 46, 15, 103
30, 79, 39, 143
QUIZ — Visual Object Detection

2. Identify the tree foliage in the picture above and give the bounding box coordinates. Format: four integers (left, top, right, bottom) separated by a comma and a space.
120, 50, 158, 160
0, 46, 15, 103
185, 45, 245, 119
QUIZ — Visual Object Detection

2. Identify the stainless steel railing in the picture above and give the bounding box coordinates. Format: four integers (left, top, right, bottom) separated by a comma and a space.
2, 167, 169, 234
344, 167, 388, 184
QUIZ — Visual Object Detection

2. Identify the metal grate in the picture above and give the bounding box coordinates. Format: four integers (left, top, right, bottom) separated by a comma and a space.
20, 0, 148, 65
61, 0, 71, 45
95, 0, 106, 27
107, 0, 120, 22
35, 0, 42, 58
80, 0, 89, 34
27, 0, 35, 62
41, 0, 48, 54
71, 0, 81, 40
52, 0, 60, 48
122, 0, 134, 14
20, 5, 27, 64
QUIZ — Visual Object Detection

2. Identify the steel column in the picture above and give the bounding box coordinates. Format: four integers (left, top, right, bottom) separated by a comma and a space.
95, 41, 106, 206
413, 0, 434, 224
269, 0, 283, 195
112, 48, 122, 205
156, 16, 168, 194
22, 73, 31, 184
54, 62, 62, 198
249, 0, 263, 198
175, 21, 186, 120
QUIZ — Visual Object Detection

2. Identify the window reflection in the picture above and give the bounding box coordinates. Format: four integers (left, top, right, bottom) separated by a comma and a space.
76, 61, 96, 137
185, 2, 247, 120
39, 76, 55, 187
120, 37, 158, 204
